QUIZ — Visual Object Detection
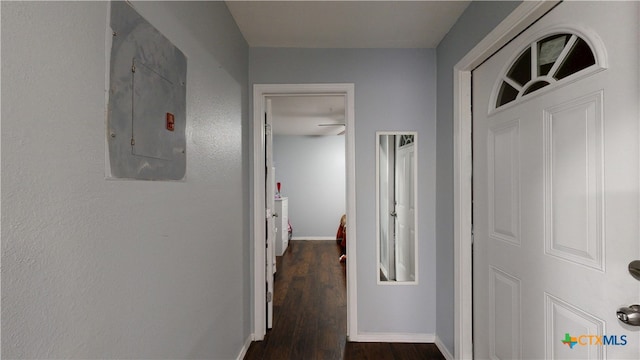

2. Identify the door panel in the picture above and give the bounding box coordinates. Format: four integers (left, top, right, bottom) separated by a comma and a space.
544, 92, 604, 270
488, 120, 520, 246
473, 2, 639, 359
489, 267, 521, 359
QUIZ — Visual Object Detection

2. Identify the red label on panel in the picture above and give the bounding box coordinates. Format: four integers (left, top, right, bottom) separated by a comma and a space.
166, 112, 175, 131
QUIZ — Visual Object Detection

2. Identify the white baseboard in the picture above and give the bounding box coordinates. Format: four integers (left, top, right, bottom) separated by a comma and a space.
291, 236, 335, 241
350, 332, 435, 343
435, 335, 454, 360
235, 335, 253, 360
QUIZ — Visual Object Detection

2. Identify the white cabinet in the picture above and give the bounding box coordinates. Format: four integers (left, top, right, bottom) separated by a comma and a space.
274, 197, 289, 256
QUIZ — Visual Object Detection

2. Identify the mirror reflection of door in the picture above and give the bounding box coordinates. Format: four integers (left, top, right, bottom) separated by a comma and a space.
378, 132, 417, 283
395, 134, 415, 281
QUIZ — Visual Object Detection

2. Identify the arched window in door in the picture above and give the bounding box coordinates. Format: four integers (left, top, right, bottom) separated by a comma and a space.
493, 31, 606, 110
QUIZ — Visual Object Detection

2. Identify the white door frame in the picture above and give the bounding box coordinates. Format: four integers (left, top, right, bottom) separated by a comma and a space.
252, 83, 357, 340
452, 1, 560, 358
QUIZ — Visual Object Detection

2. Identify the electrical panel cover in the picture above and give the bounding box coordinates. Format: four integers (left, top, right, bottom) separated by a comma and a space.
108, 1, 187, 180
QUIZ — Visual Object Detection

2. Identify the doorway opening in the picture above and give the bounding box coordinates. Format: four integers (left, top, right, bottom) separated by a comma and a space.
269, 94, 346, 328
252, 84, 357, 341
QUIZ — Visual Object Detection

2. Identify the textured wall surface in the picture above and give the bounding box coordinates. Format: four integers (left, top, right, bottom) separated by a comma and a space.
273, 135, 346, 238
1, 1, 250, 358
435, 1, 522, 355
251, 48, 437, 335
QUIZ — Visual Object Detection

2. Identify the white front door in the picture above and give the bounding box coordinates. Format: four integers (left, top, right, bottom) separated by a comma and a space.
395, 135, 416, 282
473, 2, 640, 359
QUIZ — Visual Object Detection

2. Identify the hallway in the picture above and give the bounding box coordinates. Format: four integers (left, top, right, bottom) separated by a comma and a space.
244, 240, 445, 359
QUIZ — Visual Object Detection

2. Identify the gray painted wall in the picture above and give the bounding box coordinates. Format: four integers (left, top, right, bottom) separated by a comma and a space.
435, 1, 522, 355
273, 135, 346, 238
1, 1, 250, 358
1, 0, 527, 355
251, 48, 437, 334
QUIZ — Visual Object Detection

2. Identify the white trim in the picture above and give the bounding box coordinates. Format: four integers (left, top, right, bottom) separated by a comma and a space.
253, 83, 357, 340
452, 1, 560, 359
235, 335, 253, 360
252, 85, 265, 339
104, 4, 113, 178
352, 332, 435, 343
435, 335, 454, 360
291, 236, 335, 241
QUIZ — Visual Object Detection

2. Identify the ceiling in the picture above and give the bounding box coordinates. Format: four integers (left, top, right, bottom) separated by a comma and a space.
228, 0, 471, 135
226, 1, 471, 48
270, 95, 346, 136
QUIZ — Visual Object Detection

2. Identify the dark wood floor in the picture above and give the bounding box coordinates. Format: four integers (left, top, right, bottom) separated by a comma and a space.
244, 240, 446, 360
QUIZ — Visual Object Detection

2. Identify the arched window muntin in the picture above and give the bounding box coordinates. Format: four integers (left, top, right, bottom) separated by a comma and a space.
489, 25, 607, 114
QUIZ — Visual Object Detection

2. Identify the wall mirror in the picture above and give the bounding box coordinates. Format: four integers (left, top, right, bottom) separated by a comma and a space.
377, 132, 417, 283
